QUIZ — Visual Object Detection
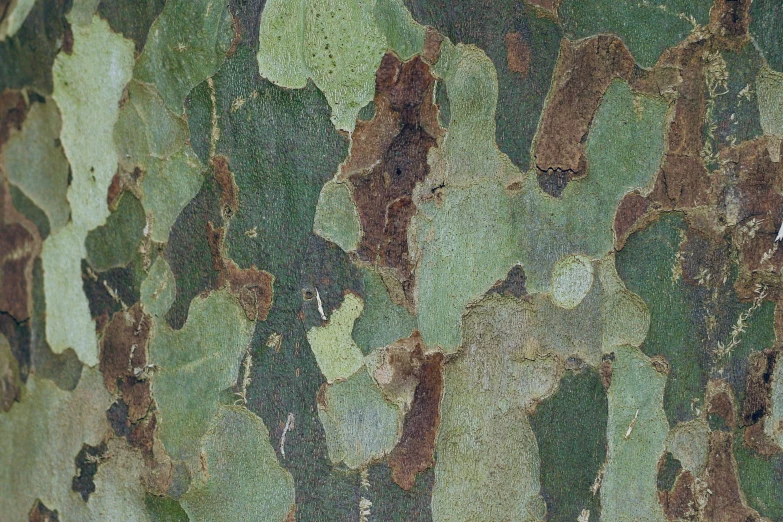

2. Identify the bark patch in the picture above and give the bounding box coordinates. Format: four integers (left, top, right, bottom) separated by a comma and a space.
387, 339, 444, 490
341, 53, 443, 309
534, 35, 635, 194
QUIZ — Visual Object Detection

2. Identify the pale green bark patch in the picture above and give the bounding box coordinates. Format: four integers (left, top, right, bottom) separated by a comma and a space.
150, 289, 255, 462
181, 406, 295, 522
601, 345, 669, 522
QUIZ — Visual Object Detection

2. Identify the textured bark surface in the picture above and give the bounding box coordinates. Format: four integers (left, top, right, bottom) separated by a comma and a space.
2, 0, 783, 521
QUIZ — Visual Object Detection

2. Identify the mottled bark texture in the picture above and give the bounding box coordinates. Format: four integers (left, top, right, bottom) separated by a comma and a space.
2, 0, 783, 521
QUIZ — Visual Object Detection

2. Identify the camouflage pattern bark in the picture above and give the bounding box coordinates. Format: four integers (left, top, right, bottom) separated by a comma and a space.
1, 0, 783, 521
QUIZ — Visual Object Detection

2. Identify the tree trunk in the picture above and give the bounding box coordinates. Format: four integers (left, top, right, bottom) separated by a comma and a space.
1, 0, 783, 520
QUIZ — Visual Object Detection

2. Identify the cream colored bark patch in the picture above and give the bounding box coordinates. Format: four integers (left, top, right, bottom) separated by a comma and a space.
551, 254, 594, 309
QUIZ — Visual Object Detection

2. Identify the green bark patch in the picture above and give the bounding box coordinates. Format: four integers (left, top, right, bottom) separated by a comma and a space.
85, 192, 145, 272
318, 369, 402, 469
352, 268, 417, 355
97, 0, 166, 55
134, 0, 234, 114
601, 345, 669, 522
0, 369, 113, 521
402, 0, 561, 171
530, 368, 608, 522
256, 0, 389, 131
616, 213, 707, 425
44, 14, 134, 366
114, 80, 205, 244
0, 0, 71, 93
163, 174, 222, 330
559, 0, 712, 68
514, 79, 668, 295
306, 293, 365, 384
749, 0, 783, 72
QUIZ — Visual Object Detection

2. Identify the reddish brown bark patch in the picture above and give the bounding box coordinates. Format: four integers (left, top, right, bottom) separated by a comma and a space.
614, 191, 651, 250
99, 304, 150, 395
386, 335, 444, 490
709, 389, 737, 428
709, 0, 751, 48
533, 36, 635, 195
341, 53, 443, 308
505, 32, 531, 77
649, 40, 711, 210
703, 430, 764, 522
217, 259, 274, 322
0, 89, 28, 150
107, 166, 142, 210
743, 421, 782, 456
422, 26, 443, 65
0, 175, 41, 323
211, 155, 239, 220
28, 499, 59, 522
659, 470, 695, 521
99, 304, 160, 459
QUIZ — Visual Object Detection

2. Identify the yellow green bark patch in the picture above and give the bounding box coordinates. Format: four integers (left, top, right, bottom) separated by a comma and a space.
306, 293, 365, 383
432, 295, 558, 522
313, 180, 362, 253
757, 66, 783, 161
140, 255, 177, 320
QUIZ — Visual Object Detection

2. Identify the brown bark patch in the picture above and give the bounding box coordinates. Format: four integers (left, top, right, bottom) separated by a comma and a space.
107, 166, 142, 210
386, 335, 444, 490
614, 191, 651, 250
680, 227, 731, 288
649, 40, 711, 210
505, 32, 531, 77
659, 470, 695, 521
217, 259, 274, 322
708, 390, 737, 428
703, 430, 764, 522
743, 420, 782, 456
211, 155, 239, 220
0, 175, 42, 323
533, 35, 635, 194
741, 350, 777, 427
720, 138, 783, 274
28, 499, 59, 522
709, 0, 751, 48
99, 304, 150, 395
340, 53, 443, 309
0, 89, 28, 150
422, 26, 443, 65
